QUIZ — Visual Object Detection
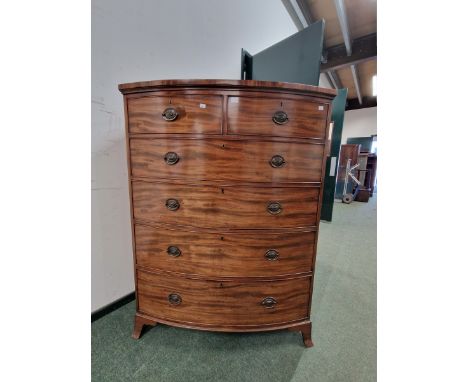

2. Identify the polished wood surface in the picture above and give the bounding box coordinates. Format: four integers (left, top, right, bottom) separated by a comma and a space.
137, 269, 311, 326
130, 138, 325, 182
132, 314, 157, 339
119, 79, 337, 98
133, 311, 310, 333
288, 322, 313, 348
132, 181, 319, 229
127, 94, 222, 134
227, 96, 328, 139
135, 224, 316, 277
119, 80, 334, 347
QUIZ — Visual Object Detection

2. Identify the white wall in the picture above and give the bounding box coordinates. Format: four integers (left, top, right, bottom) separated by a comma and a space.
319, 73, 333, 89
341, 107, 377, 144
317, 74, 377, 144
91, 0, 296, 312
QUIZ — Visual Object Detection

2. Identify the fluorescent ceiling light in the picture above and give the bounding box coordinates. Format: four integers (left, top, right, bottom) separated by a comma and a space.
372, 75, 377, 96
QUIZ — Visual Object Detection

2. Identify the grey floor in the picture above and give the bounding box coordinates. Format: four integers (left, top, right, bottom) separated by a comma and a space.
92, 197, 376, 382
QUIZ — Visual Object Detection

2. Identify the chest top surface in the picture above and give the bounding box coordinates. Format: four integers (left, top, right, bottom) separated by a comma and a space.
118, 79, 337, 98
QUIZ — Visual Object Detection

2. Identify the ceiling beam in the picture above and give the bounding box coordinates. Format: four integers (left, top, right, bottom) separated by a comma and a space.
350, 64, 362, 105
281, 0, 309, 29
327, 70, 343, 89
320, 33, 377, 72
346, 96, 377, 111
333, 0, 352, 55
295, 0, 315, 25
324, 72, 335, 89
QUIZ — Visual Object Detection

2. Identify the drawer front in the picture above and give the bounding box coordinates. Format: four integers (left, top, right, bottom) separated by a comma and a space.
132, 182, 319, 229
135, 224, 316, 277
137, 270, 310, 326
227, 96, 328, 139
127, 95, 222, 134
130, 138, 324, 182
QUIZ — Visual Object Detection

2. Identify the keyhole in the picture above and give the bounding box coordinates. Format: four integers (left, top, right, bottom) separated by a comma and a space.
221, 188, 224, 194
220, 236, 224, 241
280, 101, 283, 108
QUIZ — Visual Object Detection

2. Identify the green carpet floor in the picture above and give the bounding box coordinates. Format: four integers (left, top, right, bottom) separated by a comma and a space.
92, 197, 376, 382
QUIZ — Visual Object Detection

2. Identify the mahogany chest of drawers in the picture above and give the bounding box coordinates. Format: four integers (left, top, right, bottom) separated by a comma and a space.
118, 79, 336, 347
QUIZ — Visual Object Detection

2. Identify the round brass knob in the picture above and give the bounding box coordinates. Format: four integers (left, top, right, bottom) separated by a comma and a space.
265, 249, 279, 261
168, 293, 182, 305
262, 297, 277, 309
270, 155, 285, 168
162, 107, 178, 121
272, 111, 288, 125
164, 152, 179, 165
167, 246, 181, 257
166, 199, 180, 211
267, 202, 282, 215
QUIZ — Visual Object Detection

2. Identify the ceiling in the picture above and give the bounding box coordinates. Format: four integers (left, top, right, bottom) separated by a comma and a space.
282, 0, 377, 110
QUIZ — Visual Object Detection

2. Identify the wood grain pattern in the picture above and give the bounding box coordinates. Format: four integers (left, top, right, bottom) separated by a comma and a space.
288, 321, 313, 347
135, 224, 316, 277
227, 96, 328, 139
118, 79, 337, 98
137, 269, 311, 326
132, 314, 157, 339
120, 80, 335, 346
132, 181, 319, 229
129, 138, 325, 182
127, 94, 222, 134
135, 312, 310, 333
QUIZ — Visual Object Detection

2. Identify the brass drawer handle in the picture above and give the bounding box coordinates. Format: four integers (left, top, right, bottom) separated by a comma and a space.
267, 202, 282, 215
162, 107, 178, 121
272, 110, 288, 125
164, 151, 179, 165
262, 297, 277, 309
168, 293, 182, 305
270, 155, 285, 168
166, 199, 180, 211
167, 246, 181, 257
265, 249, 279, 261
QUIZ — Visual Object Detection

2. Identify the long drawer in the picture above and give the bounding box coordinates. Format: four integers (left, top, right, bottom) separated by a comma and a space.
227, 96, 328, 139
129, 138, 324, 183
127, 94, 223, 134
135, 224, 316, 277
137, 270, 311, 326
132, 181, 320, 229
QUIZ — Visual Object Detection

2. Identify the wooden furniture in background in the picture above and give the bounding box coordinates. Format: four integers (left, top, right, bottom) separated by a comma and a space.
335, 144, 361, 199
366, 153, 377, 196
355, 151, 377, 202
119, 79, 336, 347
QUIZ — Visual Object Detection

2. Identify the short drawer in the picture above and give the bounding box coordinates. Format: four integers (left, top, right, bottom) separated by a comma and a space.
132, 182, 320, 229
127, 94, 222, 134
137, 270, 310, 326
135, 224, 316, 277
227, 96, 329, 139
130, 138, 324, 182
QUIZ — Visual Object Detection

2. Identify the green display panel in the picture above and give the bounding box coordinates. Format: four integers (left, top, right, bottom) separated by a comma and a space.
241, 20, 325, 85
347, 137, 373, 152
320, 88, 348, 221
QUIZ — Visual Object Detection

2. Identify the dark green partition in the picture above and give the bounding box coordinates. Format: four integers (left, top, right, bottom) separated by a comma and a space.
321, 89, 348, 221
241, 20, 324, 84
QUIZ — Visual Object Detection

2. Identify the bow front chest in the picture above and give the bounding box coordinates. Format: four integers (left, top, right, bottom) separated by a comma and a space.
118, 79, 336, 347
